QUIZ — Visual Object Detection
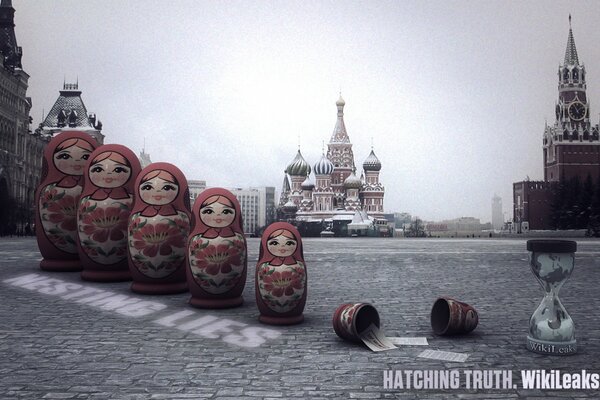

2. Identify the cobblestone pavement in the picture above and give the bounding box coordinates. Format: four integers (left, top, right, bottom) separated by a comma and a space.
1, 236, 599, 399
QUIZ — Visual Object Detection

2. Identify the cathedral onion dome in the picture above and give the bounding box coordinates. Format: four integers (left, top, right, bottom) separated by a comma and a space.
301, 176, 315, 190
336, 94, 345, 107
286, 150, 311, 176
314, 154, 334, 175
283, 199, 298, 212
363, 149, 382, 171
344, 171, 362, 189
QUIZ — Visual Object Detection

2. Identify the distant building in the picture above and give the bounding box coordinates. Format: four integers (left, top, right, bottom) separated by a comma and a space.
512, 18, 600, 231
229, 186, 276, 235
139, 148, 152, 169
0, 0, 47, 231
39, 82, 104, 144
491, 194, 503, 230
426, 217, 487, 237
394, 212, 412, 228
188, 180, 207, 205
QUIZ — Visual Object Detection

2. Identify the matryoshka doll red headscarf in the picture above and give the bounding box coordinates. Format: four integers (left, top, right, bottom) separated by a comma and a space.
255, 222, 307, 325
35, 130, 97, 271
77, 144, 141, 281
127, 162, 191, 294
186, 187, 247, 308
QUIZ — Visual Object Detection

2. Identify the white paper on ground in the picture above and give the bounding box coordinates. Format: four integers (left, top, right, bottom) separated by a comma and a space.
387, 336, 429, 346
417, 349, 469, 362
358, 324, 397, 352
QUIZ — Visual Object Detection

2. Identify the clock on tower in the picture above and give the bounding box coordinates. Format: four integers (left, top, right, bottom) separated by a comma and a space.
568, 101, 586, 121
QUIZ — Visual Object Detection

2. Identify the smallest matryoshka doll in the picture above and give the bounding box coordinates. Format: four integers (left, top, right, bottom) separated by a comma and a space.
77, 144, 141, 282
186, 187, 247, 308
35, 131, 97, 271
127, 162, 191, 294
255, 222, 307, 325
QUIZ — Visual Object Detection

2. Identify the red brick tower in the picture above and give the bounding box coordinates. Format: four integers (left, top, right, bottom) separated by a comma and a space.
543, 16, 600, 183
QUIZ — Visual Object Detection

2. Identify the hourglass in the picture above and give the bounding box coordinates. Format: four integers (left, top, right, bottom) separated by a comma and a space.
526, 240, 577, 355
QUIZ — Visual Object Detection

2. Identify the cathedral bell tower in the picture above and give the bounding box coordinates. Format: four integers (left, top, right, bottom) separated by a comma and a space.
327, 94, 355, 208
544, 16, 600, 183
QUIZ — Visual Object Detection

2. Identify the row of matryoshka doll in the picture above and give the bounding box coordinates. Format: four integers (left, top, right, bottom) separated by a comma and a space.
35, 131, 306, 325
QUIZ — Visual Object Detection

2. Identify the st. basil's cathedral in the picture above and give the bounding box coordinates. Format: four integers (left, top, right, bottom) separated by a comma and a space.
277, 95, 387, 236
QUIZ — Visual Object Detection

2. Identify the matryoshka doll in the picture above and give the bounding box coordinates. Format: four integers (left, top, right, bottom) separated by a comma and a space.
186, 188, 247, 308
77, 144, 141, 282
35, 131, 97, 271
255, 222, 307, 325
127, 162, 191, 294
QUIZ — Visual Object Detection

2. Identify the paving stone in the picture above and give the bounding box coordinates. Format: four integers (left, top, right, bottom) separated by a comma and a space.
1, 237, 599, 399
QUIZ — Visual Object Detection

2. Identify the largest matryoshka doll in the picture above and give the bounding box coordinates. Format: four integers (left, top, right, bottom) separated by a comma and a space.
36, 131, 97, 271
186, 188, 247, 308
127, 162, 191, 294
255, 222, 307, 325
77, 144, 141, 282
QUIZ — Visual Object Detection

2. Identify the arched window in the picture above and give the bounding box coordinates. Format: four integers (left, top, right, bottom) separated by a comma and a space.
572, 67, 579, 81
583, 130, 589, 140
563, 69, 569, 81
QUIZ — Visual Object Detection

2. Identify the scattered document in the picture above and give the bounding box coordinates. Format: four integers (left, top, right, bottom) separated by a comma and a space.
359, 324, 397, 352
417, 349, 469, 362
387, 336, 429, 346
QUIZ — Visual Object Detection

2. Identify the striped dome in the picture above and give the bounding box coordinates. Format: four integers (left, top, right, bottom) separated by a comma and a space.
363, 149, 381, 171
286, 150, 311, 176
314, 154, 334, 175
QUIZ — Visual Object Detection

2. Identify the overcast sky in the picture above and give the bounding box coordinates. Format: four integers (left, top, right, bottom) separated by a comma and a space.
15, 1, 600, 222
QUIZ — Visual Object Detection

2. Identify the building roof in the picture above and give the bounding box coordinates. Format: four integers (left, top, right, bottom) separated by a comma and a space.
41, 83, 96, 130
301, 175, 315, 190
286, 149, 311, 176
314, 153, 334, 175
281, 174, 291, 192
564, 16, 579, 66
347, 209, 371, 229
344, 170, 362, 189
330, 95, 350, 144
363, 149, 382, 171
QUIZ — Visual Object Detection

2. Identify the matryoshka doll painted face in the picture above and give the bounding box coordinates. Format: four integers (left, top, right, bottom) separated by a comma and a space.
88, 152, 132, 189
255, 222, 307, 325
186, 188, 247, 308
77, 144, 141, 281
139, 170, 180, 206
267, 230, 298, 258
127, 162, 191, 294
36, 130, 97, 271
53, 138, 95, 176
200, 195, 236, 229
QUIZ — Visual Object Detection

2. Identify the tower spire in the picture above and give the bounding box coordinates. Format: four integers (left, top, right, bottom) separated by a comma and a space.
564, 15, 579, 65
330, 94, 350, 144
0, 0, 22, 70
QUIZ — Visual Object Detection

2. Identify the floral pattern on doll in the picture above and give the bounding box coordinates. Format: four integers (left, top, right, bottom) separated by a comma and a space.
257, 228, 306, 313
188, 195, 246, 294
128, 170, 189, 278
39, 138, 94, 253
78, 151, 134, 264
